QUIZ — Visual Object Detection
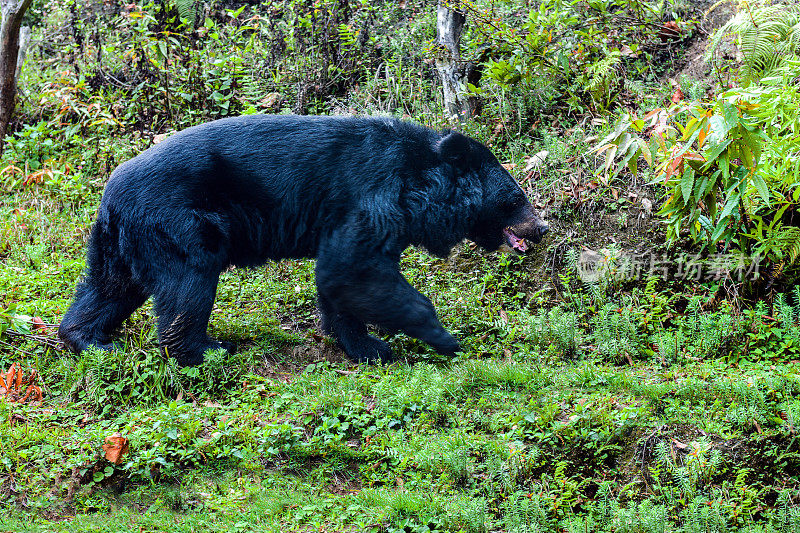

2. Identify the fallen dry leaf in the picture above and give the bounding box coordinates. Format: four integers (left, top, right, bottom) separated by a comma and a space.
672, 438, 688, 450
32, 317, 50, 333
658, 21, 681, 42
102, 432, 130, 464
1, 363, 42, 403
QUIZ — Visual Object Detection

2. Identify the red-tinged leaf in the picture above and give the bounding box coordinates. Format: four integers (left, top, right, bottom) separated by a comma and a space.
32, 317, 50, 333
658, 21, 681, 42
6, 363, 16, 393
665, 155, 684, 181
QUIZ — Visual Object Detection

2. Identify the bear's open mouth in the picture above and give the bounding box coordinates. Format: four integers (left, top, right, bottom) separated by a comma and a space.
503, 227, 529, 253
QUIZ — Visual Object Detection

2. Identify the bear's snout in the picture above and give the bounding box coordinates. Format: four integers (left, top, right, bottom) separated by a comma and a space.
507, 207, 549, 246
530, 223, 549, 243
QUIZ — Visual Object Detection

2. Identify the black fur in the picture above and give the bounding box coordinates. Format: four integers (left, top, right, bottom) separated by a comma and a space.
59, 115, 547, 365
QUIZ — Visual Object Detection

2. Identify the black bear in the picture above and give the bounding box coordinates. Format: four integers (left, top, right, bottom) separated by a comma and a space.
59, 115, 548, 366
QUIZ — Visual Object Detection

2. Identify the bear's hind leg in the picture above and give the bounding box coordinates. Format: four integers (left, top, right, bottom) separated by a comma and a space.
153, 268, 227, 366
59, 276, 148, 354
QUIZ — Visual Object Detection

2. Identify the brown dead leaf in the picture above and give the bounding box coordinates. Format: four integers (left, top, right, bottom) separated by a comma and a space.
2, 363, 43, 403
6, 363, 17, 393
658, 21, 681, 42
102, 432, 130, 464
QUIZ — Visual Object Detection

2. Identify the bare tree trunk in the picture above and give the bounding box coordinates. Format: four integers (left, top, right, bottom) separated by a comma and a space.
0, 0, 33, 151
435, 1, 476, 123
15, 24, 29, 83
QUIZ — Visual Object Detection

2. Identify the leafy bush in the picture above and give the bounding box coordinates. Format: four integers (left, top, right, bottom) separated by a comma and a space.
464, 0, 689, 116
597, 6, 800, 287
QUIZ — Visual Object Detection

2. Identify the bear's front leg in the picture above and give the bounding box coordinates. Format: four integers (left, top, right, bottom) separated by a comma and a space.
318, 292, 394, 363
316, 248, 460, 362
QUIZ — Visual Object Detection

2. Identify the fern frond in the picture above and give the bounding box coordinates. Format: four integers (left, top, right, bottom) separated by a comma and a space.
586, 50, 621, 93
772, 225, 800, 265
707, 2, 800, 84
174, 0, 202, 28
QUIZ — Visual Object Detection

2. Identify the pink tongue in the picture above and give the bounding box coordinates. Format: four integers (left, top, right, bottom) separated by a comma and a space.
504, 229, 528, 252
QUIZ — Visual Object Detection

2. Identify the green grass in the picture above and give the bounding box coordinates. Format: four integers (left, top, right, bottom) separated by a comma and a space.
4, 197, 800, 531
4, 128, 800, 530
3, 1, 800, 531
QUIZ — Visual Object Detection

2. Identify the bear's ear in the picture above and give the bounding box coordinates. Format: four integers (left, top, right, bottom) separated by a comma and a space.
437, 131, 473, 170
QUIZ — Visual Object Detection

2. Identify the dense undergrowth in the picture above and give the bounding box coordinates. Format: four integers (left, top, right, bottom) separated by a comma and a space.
4, 0, 800, 531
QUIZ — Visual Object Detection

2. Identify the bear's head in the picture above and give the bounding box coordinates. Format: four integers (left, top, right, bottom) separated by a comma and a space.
438, 131, 549, 254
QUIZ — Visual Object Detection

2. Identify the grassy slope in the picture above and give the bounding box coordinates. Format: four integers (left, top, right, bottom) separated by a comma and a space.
3, 191, 800, 531
2, 1, 800, 532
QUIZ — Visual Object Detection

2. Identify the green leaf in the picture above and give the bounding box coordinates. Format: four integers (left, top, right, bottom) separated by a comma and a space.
698, 215, 714, 235
721, 101, 739, 130
627, 152, 638, 175
681, 167, 696, 204
683, 117, 700, 141
741, 129, 763, 167
618, 141, 640, 178
638, 138, 652, 167
707, 115, 730, 144
751, 173, 771, 206
719, 191, 742, 221
597, 118, 633, 147
702, 139, 732, 169
157, 41, 168, 61
711, 217, 730, 242
706, 191, 718, 220
604, 145, 618, 175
